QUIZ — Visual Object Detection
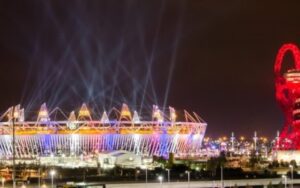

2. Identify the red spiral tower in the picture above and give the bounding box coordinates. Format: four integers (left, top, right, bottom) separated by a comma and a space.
275, 43, 300, 149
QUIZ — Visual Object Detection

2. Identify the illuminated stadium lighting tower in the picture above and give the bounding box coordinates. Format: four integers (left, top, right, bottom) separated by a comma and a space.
274, 43, 300, 149
38, 103, 50, 122
0, 103, 207, 157
100, 111, 109, 124
152, 105, 165, 123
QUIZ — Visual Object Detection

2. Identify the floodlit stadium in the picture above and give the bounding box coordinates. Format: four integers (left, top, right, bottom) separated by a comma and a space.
0, 103, 207, 158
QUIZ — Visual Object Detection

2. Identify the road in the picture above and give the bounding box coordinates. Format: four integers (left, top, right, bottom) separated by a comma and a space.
107, 178, 300, 188
2, 178, 300, 188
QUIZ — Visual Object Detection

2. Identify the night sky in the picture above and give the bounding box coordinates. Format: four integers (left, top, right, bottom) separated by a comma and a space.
0, 1, 300, 138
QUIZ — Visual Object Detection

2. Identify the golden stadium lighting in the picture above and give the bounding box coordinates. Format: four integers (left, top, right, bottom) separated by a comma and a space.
6, 107, 13, 120
68, 111, 76, 121
153, 105, 163, 123
169, 106, 177, 122
120, 103, 132, 120
13, 104, 20, 119
78, 103, 91, 120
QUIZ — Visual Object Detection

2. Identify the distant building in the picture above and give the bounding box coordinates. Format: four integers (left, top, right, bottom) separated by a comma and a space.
98, 150, 142, 169
274, 150, 300, 164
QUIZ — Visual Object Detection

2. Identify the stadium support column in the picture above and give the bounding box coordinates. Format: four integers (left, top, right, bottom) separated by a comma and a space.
12, 107, 16, 188
38, 156, 41, 188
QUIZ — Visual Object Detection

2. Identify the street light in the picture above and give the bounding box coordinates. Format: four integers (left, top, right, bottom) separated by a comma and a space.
185, 171, 190, 188
166, 169, 170, 183
282, 175, 287, 188
158, 175, 163, 187
1, 177, 5, 188
12, 107, 16, 188
50, 169, 56, 188
289, 165, 294, 188
37, 156, 41, 188
221, 165, 224, 188
145, 167, 148, 184
141, 165, 148, 184
135, 170, 140, 181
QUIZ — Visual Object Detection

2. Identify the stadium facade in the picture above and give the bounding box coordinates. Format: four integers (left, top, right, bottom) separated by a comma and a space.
0, 103, 207, 158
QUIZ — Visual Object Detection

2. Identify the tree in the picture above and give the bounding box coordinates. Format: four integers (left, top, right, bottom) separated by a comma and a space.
267, 181, 273, 188
207, 158, 218, 177
167, 153, 174, 168
154, 156, 167, 167
277, 181, 284, 188
218, 151, 227, 167
249, 151, 261, 169
290, 160, 297, 168
272, 160, 280, 168
207, 151, 227, 178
